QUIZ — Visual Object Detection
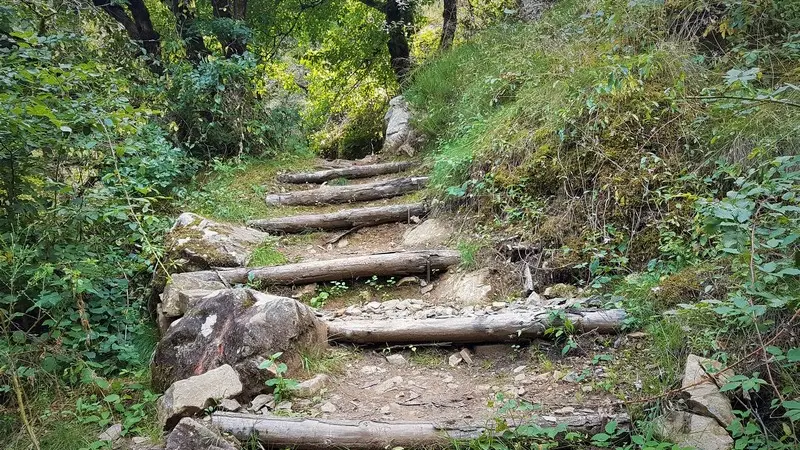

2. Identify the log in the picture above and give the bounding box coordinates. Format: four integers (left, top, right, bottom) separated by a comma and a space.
211, 412, 630, 449
327, 309, 627, 345
174, 249, 460, 286
247, 203, 428, 233
265, 177, 428, 206
278, 161, 415, 184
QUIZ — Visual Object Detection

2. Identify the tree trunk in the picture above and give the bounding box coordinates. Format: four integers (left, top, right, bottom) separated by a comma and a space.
328, 309, 627, 345
439, 0, 457, 50
166, 0, 208, 63
94, 0, 163, 74
265, 177, 428, 206
173, 249, 460, 286
210, 0, 248, 57
386, 0, 413, 82
278, 161, 415, 184
247, 203, 428, 233
211, 412, 630, 449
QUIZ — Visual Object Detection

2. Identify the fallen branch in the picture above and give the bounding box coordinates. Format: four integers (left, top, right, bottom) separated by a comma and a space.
327, 309, 626, 345
278, 161, 415, 183
211, 412, 630, 449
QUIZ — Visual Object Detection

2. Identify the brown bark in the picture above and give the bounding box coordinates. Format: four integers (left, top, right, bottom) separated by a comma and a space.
278, 161, 415, 184
247, 203, 428, 233
173, 249, 460, 286
210, 0, 248, 57
94, 0, 163, 74
439, 0, 457, 50
265, 176, 428, 206
327, 309, 627, 345
165, 0, 208, 62
211, 412, 630, 449
357, 0, 413, 83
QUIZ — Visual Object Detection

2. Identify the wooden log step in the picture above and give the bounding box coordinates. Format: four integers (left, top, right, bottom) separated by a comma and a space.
327, 308, 626, 345
278, 161, 415, 184
174, 249, 460, 286
265, 177, 428, 206
212, 412, 630, 449
247, 203, 428, 233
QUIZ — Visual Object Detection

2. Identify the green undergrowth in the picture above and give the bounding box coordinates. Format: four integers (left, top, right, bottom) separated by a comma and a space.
182, 151, 316, 222
249, 239, 288, 267
408, 0, 800, 448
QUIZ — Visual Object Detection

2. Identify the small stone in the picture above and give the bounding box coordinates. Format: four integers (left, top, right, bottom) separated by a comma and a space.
628, 331, 648, 338
345, 306, 362, 316
275, 401, 293, 411
251, 394, 274, 411
562, 371, 579, 383
396, 300, 410, 310
293, 374, 331, 398
448, 353, 463, 367
421, 284, 434, 294
386, 354, 407, 366
98, 423, 122, 442
443, 374, 454, 383
382, 299, 400, 309
514, 374, 526, 382
380, 405, 391, 414
513, 365, 527, 374
477, 384, 491, 392
218, 398, 241, 411
533, 372, 551, 381
459, 348, 473, 365
360, 365, 386, 375
582, 385, 594, 393
656, 411, 733, 450
367, 301, 382, 310
491, 301, 507, 310
374, 376, 403, 393
526, 291, 544, 303
552, 370, 563, 380
516, 387, 526, 396
336, 238, 349, 248
397, 276, 419, 287
319, 402, 337, 413
157, 364, 243, 430
553, 406, 575, 415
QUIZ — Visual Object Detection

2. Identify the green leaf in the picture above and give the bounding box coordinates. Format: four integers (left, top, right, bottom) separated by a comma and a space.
103, 394, 120, 403
787, 348, 800, 363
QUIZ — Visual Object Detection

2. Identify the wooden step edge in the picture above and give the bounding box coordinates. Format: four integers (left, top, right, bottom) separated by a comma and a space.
326, 308, 627, 345
211, 411, 630, 449
265, 177, 429, 206
278, 161, 416, 184
246, 203, 428, 233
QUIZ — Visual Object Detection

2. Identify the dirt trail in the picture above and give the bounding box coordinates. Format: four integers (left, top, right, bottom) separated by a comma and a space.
245, 156, 628, 428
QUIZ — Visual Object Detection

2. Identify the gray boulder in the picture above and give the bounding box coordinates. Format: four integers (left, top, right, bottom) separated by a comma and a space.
160, 273, 228, 319
166, 418, 240, 450
152, 288, 327, 397
164, 212, 267, 273
383, 96, 419, 155
158, 364, 243, 430
683, 354, 735, 426
656, 410, 733, 450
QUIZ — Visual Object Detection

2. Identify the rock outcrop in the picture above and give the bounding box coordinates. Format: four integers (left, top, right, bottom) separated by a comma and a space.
383, 96, 419, 155
158, 364, 243, 429
656, 354, 735, 450
152, 289, 327, 396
